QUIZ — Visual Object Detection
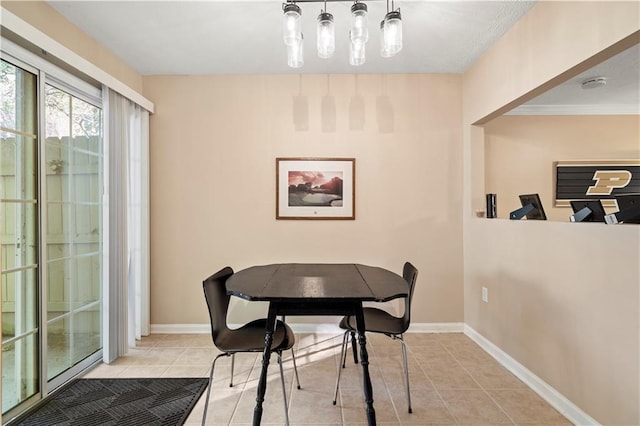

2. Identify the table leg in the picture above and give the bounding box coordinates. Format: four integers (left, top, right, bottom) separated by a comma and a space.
253, 303, 278, 426
355, 305, 376, 425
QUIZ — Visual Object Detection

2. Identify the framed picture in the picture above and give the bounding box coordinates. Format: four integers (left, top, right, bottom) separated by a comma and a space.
554, 160, 640, 207
276, 157, 355, 220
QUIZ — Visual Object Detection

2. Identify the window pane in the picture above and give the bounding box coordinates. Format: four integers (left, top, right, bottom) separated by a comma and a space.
0, 61, 37, 135
45, 82, 103, 382
1, 334, 39, 414
72, 308, 101, 364
47, 316, 70, 380
45, 86, 71, 139
47, 311, 100, 381
1, 60, 39, 415
47, 258, 71, 318
45, 140, 70, 200
75, 254, 101, 306
71, 97, 101, 138
0, 268, 38, 337
0, 201, 37, 271
0, 135, 38, 200
46, 203, 71, 245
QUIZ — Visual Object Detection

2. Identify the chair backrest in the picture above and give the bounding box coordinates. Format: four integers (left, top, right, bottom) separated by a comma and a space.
401, 262, 419, 331
202, 266, 234, 344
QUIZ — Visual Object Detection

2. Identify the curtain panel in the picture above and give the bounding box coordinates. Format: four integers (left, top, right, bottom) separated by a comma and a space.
104, 88, 150, 362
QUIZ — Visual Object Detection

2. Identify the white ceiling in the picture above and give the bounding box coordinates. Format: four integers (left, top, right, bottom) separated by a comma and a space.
509, 43, 640, 115
45, 0, 639, 112
47, 0, 536, 75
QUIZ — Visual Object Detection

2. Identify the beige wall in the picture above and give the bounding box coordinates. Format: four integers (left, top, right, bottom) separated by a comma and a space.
143, 74, 463, 326
484, 115, 640, 221
467, 220, 639, 424
4, 0, 640, 423
463, 2, 639, 425
2, 1, 143, 93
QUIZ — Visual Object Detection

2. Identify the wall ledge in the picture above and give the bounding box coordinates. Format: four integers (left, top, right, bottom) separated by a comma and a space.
464, 324, 600, 426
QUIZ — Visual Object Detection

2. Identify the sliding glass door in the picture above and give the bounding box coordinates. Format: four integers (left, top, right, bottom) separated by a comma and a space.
44, 82, 103, 383
1, 52, 104, 419
1, 58, 39, 415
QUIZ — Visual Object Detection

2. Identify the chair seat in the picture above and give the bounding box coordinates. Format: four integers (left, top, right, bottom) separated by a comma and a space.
339, 307, 406, 335
214, 319, 295, 353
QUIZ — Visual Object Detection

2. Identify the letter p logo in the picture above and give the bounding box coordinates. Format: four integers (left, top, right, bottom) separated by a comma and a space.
586, 170, 632, 195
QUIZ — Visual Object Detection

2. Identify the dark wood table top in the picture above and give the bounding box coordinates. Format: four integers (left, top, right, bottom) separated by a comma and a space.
226, 263, 408, 302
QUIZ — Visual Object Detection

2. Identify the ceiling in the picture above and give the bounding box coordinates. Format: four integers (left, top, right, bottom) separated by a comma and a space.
47, 0, 536, 75
45, 1, 639, 112
509, 43, 640, 114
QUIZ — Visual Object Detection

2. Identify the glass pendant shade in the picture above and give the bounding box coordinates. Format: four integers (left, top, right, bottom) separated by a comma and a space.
380, 20, 391, 58
317, 12, 335, 59
287, 36, 304, 68
382, 10, 402, 56
350, 2, 368, 45
282, 1, 403, 67
350, 37, 366, 66
283, 3, 302, 46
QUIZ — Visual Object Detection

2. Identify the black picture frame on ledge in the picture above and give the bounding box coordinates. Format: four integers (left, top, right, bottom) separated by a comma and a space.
570, 200, 606, 222
510, 193, 547, 220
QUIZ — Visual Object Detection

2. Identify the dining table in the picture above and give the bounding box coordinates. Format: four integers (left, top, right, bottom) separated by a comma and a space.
226, 263, 409, 426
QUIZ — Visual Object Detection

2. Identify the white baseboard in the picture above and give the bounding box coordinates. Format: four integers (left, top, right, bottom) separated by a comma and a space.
407, 322, 465, 333
463, 324, 599, 426
150, 324, 210, 334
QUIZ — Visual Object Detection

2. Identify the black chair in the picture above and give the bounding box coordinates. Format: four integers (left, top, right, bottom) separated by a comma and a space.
201, 267, 300, 426
332, 262, 418, 413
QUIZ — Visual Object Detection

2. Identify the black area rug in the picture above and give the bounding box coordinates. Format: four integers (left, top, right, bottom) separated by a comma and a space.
15, 378, 208, 426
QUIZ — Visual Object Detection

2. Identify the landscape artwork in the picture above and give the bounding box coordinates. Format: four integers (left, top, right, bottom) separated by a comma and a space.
288, 171, 344, 207
276, 158, 355, 220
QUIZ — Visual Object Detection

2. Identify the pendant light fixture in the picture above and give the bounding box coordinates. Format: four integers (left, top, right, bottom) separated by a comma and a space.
350, 37, 366, 66
287, 34, 304, 68
283, 3, 304, 67
349, 1, 368, 66
350, 2, 368, 44
283, 3, 302, 46
381, 0, 402, 57
317, 0, 335, 59
282, 0, 403, 68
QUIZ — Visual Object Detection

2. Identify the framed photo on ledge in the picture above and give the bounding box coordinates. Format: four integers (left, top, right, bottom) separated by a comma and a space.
276, 157, 355, 220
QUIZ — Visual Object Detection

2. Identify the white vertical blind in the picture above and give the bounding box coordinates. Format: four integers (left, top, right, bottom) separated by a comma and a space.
104, 88, 150, 361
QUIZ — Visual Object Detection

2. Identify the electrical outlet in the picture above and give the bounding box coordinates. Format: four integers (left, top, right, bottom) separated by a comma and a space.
481, 286, 489, 303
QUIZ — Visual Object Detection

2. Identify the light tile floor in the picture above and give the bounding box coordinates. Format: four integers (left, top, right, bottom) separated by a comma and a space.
83, 332, 573, 425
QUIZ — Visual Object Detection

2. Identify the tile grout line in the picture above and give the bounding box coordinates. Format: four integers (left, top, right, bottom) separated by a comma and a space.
229, 353, 260, 425
83, 333, 572, 425
367, 338, 404, 425
410, 340, 462, 425
441, 339, 517, 425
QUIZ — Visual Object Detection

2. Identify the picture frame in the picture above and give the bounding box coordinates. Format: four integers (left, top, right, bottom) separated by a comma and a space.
276, 157, 355, 220
554, 160, 640, 207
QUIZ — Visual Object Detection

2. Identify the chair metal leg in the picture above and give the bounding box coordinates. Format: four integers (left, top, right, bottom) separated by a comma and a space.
333, 330, 350, 405
290, 348, 301, 389
229, 353, 235, 387
277, 353, 290, 426
340, 330, 349, 368
399, 336, 412, 414
202, 353, 230, 426
281, 314, 301, 389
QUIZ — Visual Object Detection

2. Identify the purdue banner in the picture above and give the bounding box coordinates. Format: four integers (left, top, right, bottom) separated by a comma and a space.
555, 160, 640, 207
